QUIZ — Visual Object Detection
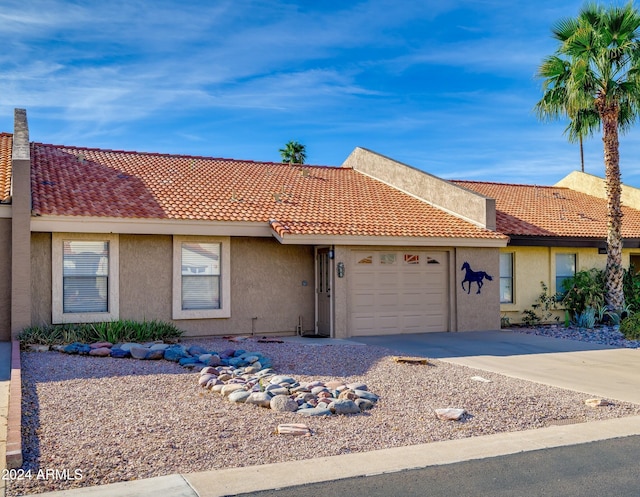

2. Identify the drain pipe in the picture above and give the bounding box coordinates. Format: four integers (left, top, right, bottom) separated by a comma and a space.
251, 317, 257, 336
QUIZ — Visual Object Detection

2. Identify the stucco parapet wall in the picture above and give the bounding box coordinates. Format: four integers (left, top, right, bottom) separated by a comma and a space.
342, 147, 496, 230
555, 170, 640, 210
11, 109, 29, 161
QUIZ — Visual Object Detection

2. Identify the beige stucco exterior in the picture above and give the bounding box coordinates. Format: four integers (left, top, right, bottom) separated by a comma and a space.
11, 109, 31, 338
331, 245, 500, 338
0, 217, 11, 340
500, 246, 640, 324
555, 171, 640, 209
342, 147, 496, 230
31, 233, 316, 337
455, 247, 501, 331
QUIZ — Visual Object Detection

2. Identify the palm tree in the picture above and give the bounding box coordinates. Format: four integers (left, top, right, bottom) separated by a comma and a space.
535, 2, 640, 313
279, 140, 307, 164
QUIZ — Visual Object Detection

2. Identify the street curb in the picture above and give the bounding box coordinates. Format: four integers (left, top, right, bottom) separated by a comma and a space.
182, 415, 640, 497
6, 339, 22, 469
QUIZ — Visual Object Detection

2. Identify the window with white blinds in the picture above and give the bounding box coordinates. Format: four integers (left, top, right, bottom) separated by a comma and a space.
181, 242, 221, 310
52, 233, 120, 324
172, 236, 230, 319
63, 241, 109, 313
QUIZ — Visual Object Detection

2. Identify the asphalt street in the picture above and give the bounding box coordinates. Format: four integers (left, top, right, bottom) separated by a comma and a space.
238, 435, 640, 497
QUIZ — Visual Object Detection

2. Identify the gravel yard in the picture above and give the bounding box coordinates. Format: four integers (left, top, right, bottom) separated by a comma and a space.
9, 336, 640, 496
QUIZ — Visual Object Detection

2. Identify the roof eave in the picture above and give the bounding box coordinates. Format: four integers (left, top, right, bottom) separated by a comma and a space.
271, 230, 508, 248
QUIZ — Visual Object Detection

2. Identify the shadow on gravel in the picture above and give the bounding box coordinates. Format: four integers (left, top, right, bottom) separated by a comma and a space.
17, 373, 42, 477
20, 351, 192, 382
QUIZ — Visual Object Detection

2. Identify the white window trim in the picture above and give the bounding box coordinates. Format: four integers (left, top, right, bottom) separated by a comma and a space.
499, 252, 515, 305
52, 233, 120, 324
173, 236, 231, 319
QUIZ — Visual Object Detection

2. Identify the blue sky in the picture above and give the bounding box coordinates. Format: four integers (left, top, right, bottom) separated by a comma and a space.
2, 0, 640, 186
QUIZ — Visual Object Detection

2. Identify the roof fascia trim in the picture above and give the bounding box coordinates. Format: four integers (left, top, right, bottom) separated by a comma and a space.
271, 230, 508, 248
30, 216, 273, 237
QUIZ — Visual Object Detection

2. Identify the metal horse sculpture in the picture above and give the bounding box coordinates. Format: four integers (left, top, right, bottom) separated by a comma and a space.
461, 262, 493, 295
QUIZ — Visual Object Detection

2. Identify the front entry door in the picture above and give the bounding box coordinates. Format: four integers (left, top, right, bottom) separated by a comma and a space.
316, 248, 332, 336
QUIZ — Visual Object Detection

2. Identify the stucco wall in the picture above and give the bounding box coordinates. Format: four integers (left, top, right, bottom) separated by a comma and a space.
119, 234, 173, 322
555, 171, 640, 210
0, 218, 11, 340
342, 147, 496, 230
174, 237, 315, 336
455, 247, 501, 331
29, 234, 315, 337
500, 246, 638, 324
31, 233, 52, 327
332, 245, 500, 337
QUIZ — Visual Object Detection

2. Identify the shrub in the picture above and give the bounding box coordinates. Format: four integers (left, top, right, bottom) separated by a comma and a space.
574, 307, 596, 329
623, 265, 640, 314
19, 319, 183, 347
522, 282, 560, 326
620, 313, 640, 340
561, 269, 606, 318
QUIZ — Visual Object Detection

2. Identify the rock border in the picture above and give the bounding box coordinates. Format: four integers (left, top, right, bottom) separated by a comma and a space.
46, 341, 380, 416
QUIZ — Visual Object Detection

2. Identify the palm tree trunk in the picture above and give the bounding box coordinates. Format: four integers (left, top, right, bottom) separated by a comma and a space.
598, 99, 625, 312
580, 135, 584, 172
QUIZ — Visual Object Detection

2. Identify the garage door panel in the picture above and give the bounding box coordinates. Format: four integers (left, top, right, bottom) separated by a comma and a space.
403, 314, 426, 330
378, 315, 400, 331
351, 314, 375, 333
402, 272, 426, 287
377, 292, 399, 307
379, 272, 400, 287
352, 291, 376, 307
353, 272, 376, 288
350, 250, 448, 336
401, 291, 426, 307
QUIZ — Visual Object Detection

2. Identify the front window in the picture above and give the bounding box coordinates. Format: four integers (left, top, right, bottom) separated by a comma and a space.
173, 236, 230, 319
556, 253, 576, 295
181, 242, 221, 310
52, 233, 119, 324
500, 252, 514, 304
63, 241, 109, 313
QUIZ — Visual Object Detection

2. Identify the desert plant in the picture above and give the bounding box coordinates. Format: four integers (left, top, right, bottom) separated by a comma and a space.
561, 268, 606, 318
620, 312, 640, 340
623, 265, 640, 314
19, 319, 183, 347
500, 314, 511, 328
522, 282, 561, 326
574, 307, 596, 329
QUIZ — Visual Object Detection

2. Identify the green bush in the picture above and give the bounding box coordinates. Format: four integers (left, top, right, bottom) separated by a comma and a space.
620, 313, 640, 340
623, 265, 640, 314
561, 269, 606, 318
522, 282, 560, 326
19, 319, 183, 347
574, 307, 596, 329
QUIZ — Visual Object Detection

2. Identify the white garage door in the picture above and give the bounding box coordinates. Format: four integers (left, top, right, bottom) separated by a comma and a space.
350, 251, 448, 336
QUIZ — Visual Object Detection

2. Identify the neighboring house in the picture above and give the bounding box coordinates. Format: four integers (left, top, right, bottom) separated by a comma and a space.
454, 175, 640, 324
0, 109, 508, 340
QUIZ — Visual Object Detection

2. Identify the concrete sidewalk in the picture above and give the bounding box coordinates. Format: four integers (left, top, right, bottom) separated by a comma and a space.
7, 331, 640, 497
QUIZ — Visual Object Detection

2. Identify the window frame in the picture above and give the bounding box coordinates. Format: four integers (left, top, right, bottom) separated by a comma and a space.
499, 252, 514, 304
52, 233, 120, 324
173, 236, 231, 319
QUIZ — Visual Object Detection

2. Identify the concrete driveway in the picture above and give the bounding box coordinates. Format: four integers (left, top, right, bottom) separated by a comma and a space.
350, 330, 640, 404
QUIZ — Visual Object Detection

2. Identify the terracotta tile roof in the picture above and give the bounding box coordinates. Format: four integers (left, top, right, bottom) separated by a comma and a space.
0, 133, 12, 203
29, 142, 504, 241
453, 180, 640, 239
